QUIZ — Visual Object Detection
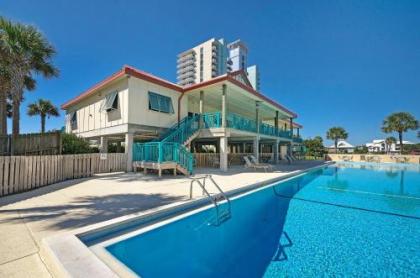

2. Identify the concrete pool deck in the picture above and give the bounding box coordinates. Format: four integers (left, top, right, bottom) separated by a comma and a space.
0, 160, 326, 277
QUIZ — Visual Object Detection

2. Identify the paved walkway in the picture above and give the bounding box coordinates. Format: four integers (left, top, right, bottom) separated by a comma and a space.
0, 161, 325, 277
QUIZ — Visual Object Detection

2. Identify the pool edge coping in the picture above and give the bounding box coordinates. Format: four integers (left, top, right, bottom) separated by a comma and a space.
41, 162, 333, 278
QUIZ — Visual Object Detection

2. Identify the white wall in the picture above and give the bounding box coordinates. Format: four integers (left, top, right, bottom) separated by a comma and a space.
65, 78, 129, 135
127, 77, 187, 128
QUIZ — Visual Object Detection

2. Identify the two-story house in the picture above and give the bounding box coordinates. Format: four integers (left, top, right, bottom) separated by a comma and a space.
62, 65, 303, 174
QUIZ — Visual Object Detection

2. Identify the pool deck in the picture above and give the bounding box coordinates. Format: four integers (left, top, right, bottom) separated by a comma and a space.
0, 160, 326, 277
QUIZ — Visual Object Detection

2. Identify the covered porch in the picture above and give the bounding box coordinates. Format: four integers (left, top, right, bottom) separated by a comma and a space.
184, 76, 301, 171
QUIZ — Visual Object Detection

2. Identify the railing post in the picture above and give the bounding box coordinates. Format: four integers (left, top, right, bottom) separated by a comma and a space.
289, 117, 293, 138
222, 84, 227, 128
199, 91, 204, 129
275, 111, 279, 137
255, 101, 260, 135
158, 142, 163, 163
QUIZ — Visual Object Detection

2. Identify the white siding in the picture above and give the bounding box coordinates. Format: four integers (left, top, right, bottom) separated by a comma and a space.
65, 78, 129, 135
127, 77, 187, 128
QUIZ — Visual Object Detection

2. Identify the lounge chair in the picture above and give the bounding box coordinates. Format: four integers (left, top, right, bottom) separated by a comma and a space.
282, 154, 292, 164
249, 155, 274, 170
290, 154, 299, 161
286, 154, 295, 162
244, 156, 272, 172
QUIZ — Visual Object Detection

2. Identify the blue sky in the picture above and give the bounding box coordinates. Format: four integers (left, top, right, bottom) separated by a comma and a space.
1, 0, 419, 145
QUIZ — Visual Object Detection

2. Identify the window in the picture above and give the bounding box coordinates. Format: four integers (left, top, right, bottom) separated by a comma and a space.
100, 91, 118, 112
148, 92, 174, 114
70, 111, 77, 130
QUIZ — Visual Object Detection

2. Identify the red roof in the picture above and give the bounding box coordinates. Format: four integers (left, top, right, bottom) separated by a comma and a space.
293, 122, 303, 128
61, 65, 298, 118
61, 65, 182, 109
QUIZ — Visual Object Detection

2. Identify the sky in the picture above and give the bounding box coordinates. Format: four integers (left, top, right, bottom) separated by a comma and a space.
1, 0, 419, 145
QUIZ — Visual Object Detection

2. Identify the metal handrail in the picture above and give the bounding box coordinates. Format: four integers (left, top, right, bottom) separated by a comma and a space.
189, 174, 231, 226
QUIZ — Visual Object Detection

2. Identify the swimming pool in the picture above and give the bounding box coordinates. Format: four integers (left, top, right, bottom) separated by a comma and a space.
90, 162, 420, 277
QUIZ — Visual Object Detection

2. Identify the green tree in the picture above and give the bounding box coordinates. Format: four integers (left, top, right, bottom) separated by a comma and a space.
0, 17, 58, 136
326, 127, 348, 154
303, 136, 325, 159
382, 112, 418, 154
385, 136, 396, 154
27, 99, 59, 133
62, 133, 95, 154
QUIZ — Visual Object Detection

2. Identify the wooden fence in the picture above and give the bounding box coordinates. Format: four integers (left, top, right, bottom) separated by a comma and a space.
194, 152, 277, 168
194, 153, 220, 168
0, 132, 62, 156
0, 153, 127, 197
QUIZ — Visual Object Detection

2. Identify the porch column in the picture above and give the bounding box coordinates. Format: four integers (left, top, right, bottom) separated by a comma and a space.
199, 90, 204, 128
221, 84, 227, 128
289, 117, 293, 137
256, 101, 260, 134
125, 133, 134, 172
253, 136, 259, 163
220, 136, 228, 172
274, 139, 280, 164
297, 128, 300, 137
274, 111, 279, 136
100, 136, 108, 153
280, 144, 288, 160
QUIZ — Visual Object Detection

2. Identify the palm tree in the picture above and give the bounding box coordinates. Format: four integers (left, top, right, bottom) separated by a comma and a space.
0, 17, 58, 136
385, 136, 396, 154
382, 112, 418, 154
27, 99, 59, 133
326, 127, 348, 153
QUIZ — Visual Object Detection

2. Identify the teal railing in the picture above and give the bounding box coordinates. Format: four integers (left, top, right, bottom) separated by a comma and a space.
133, 112, 293, 174
293, 136, 303, 143
162, 114, 200, 144
202, 112, 222, 128
133, 115, 199, 174
227, 113, 257, 133
133, 142, 193, 173
202, 112, 292, 139
278, 129, 292, 138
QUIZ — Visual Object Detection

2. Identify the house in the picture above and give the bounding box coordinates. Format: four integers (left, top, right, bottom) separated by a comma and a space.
62, 65, 303, 173
366, 139, 414, 153
328, 140, 355, 153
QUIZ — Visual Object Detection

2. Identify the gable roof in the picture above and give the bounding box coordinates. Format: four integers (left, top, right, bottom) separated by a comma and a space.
61, 65, 182, 109
229, 70, 254, 88
61, 65, 298, 118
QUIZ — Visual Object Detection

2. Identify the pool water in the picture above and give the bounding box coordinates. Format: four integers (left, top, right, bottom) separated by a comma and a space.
103, 163, 420, 277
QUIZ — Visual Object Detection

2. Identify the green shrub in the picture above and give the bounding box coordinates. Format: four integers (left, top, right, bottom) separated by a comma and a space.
62, 133, 97, 154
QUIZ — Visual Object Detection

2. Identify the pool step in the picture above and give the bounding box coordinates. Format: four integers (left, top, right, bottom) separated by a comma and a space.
190, 174, 232, 226
218, 210, 231, 224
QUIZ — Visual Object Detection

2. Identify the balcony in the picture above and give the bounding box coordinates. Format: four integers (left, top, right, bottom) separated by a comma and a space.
293, 136, 303, 144
177, 65, 195, 75
177, 59, 195, 69
177, 55, 196, 65
201, 112, 292, 139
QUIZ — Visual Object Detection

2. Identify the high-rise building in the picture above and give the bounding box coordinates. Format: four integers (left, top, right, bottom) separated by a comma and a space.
246, 65, 260, 91
177, 38, 261, 90
177, 38, 229, 86
227, 39, 248, 71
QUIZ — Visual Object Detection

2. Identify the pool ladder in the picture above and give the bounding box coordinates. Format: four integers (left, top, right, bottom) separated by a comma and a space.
190, 174, 231, 226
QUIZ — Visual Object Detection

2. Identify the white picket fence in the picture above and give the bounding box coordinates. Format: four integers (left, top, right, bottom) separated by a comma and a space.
0, 153, 127, 197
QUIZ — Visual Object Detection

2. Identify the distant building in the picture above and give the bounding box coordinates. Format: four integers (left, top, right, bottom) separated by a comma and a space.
365, 139, 414, 153
328, 140, 355, 153
246, 65, 260, 91
177, 38, 229, 86
228, 39, 248, 71
177, 38, 261, 91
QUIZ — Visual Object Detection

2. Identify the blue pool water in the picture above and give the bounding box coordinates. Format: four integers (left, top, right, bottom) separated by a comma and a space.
104, 163, 420, 277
